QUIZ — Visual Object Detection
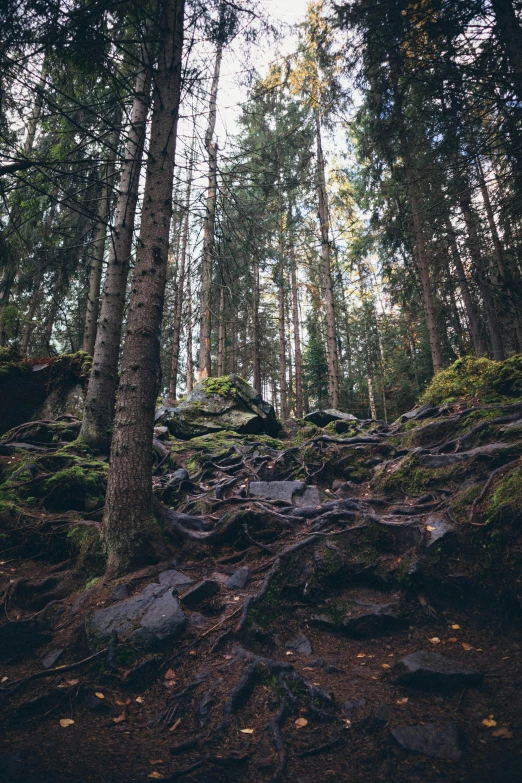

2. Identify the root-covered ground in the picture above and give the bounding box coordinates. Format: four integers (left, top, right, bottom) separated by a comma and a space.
2, 390, 522, 782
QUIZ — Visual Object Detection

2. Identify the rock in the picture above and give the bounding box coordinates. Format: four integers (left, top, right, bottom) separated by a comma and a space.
121, 655, 163, 692
423, 514, 454, 547
180, 579, 220, 609
391, 651, 483, 690
391, 722, 461, 761
158, 569, 194, 589
309, 657, 326, 668
111, 584, 130, 601
342, 602, 407, 638
400, 405, 441, 423
285, 633, 312, 656
153, 425, 169, 439
0, 619, 52, 660
343, 698, 367, 719
86, 584, 186, 650
187, 612, 207, 629
304, 409, 358, 427
84, 689, 115, 714
249, 480, 320, 506
226, 566, 250, 590
155, 374, 281, 439
167, 468, 189, 484
40, 648, 63, 669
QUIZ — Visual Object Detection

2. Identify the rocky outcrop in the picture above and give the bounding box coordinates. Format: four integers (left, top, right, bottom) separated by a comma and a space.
155, 375, 281, 439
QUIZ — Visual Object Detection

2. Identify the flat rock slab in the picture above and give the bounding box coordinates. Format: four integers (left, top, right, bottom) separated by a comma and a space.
343, 603, 407, 638
249, 481, 320, 507
391, 722, 461, 761
226, 566, 250, 590
86, 584, 185, 650
424, 514, 454, 547
158, 569, 194, 589
305, 409, 358, 427
285, 633, 312, 655
391, 651, 483, 690
0, 619, 51, 660
180, 579, 220, 609
40, 648, 63, 669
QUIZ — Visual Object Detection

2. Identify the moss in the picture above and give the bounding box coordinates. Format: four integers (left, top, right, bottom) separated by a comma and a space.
36, 462, 108, 511
249, 573, 285, 627
483, 463, 522, 526
83, 576, 100, 591
421, 355, 522, 406
68, 523, 104, 575
203, 375, 238, 398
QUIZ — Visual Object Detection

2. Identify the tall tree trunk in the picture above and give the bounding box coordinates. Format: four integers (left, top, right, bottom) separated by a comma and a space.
217, 283, 225, 376
460, 195, 505, 360
0, 59, 47, 345
399, 134, 443, 373
367, 375, 377, 420
102, 0, 185, 575
491, 0, 522, 102
252, 253, 261, 392
186, 254, 194, 392
169, 148, 194, 401
476, 157, 522, 348
198, 26, 223, 380
82, 117, 121, 356
444, 215, 486, 356
277, 262, 287, 421
80, 56, 152, 451
20, 270, 43, 355
315, 110, 340, 407
289, 234, 303, 418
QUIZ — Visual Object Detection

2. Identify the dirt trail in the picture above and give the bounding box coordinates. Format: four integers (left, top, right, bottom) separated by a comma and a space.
1, 403, 522, 783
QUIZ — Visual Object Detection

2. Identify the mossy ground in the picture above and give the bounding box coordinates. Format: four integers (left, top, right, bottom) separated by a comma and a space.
421, 354, 522, 406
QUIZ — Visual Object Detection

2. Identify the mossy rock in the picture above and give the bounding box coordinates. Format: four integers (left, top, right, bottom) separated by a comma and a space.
421, 355, 522, 406
156, 374, 281, 440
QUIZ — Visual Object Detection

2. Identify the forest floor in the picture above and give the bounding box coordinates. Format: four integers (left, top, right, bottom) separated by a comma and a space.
1, 392, 522, 783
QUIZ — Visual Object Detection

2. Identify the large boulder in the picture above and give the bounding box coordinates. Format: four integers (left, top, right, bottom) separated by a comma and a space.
155, 375, 281, 439
304, 409, 358, 427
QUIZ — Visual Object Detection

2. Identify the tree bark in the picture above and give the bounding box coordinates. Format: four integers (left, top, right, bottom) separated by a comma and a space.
476, 157, 522, 348
198, 29, 223, 380
277, 260, 287, 421
80, 56, 152, 451
491, 0, 522, 102
82, 116, 121, 356
186, 253, 194, 392
315, 110, 340, 407
102, 0, 185, 575
217, 282, 225, 376
289, 233, 303, 418
252, 253, 261, 392
459, 195, 505, 360
169, 148, 194, 401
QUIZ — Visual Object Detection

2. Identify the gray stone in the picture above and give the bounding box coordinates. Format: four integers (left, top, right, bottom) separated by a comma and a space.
285, 633, 312, 656
424, 515, 454, 547
249, 481, 320, 506
400, 405, 441, 423
226, 566, 250, 590
180, 579, 220, 609
111, 584, 130, 601
391, 722, 461, 761
391, 651, 483, 690
86, 584, 185, 650
155, 375, 280, 439
0, 619, 51, 660
84, 689, 115, 714
304, 409, 358, 427
158, 569, 194, 589
342, 602, 407, 638
343, 699, 367, 719
40, 648, 63, 669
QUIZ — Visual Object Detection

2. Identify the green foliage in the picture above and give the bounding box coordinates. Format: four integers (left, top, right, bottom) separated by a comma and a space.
483, 463, 522, 526
421, 355, 522, 406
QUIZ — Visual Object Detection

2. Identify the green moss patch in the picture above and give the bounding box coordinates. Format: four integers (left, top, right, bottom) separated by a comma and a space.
421, 355, 522, 406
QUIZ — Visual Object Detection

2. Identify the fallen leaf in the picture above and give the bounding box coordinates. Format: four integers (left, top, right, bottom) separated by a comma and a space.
451, 624, 461, 630
492, 728, 513, 738
164, 681, 176, 688
397, 698, 408, 704
148, 773, 163, 779
295, 718, 308, 728
285, 651, 294, 656
343, 719, 352, 729
429, 637, 441, 645
189, 651, 196, 656
115, 699, 125, 706
356, 653, 365, 658
462, 642, 473, 651
303, 667, 314, 671
66, 679, 79, 686
426, 525, 436, 531
164, 669, 176, 680
240, 728, 254, 734
448, 637, 458, 643
113, 712, 127, 724
136, 696, 144, 703
169, 718, 181, 732
95, 692, 105, 699
233, 596, 240, 601
1, 676, 8, 683
59, 719, 75, 727
149, 760, 163, 765
482, 716, 497, 728
382, 663, 391, 669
